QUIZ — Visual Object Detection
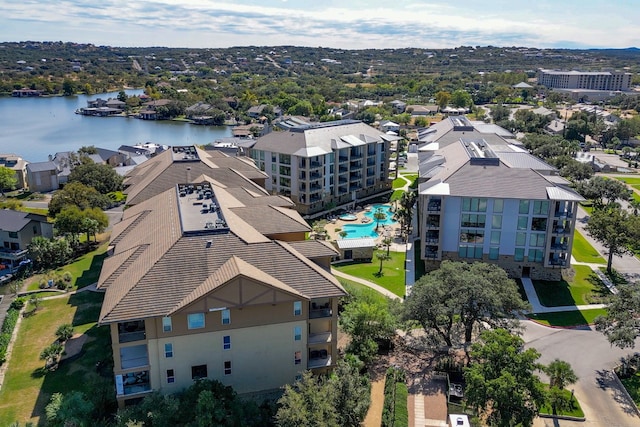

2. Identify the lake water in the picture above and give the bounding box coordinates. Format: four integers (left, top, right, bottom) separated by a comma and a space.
0, 90, 232, 162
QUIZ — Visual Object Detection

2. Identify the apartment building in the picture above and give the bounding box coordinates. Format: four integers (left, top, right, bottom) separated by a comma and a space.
537, 69, 632, 91
0, 210, 52, 274
242, 120, 398, 217
417, 117, 584, 281
98, 146, 345, 407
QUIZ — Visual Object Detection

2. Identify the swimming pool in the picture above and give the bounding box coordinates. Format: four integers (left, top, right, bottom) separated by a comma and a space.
342, 204, 397, 239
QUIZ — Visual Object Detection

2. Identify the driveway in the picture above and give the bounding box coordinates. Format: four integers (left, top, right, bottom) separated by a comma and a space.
523, 320, 640, 426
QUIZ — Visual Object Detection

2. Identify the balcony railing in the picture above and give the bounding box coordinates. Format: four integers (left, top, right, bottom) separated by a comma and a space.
119, 370, 151, 396
554, 211, 573, 218
548, 259, 567, 266
0, 248, 28, 260
550, 244, 568, 251
426, 222, 440, 229
424, 251, 439, 259
425, 238, 439, 244
309, 308, 332, 319
427, 203, 442, 212
308, 353, 332, 369
308, 332, 332, 344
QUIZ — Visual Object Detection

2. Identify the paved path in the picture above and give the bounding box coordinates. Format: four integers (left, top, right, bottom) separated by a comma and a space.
520, 276, 606, 314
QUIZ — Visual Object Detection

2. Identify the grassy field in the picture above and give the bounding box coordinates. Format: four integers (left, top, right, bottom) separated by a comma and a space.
571, 231, 606, 264
528, 308, 607, 327
620, 371, 640, 408
615, 177, 640, 186
27, 243, 109, 291
333, 250, 406, 297
0, 291, 111, 426
532, 265, 608, 307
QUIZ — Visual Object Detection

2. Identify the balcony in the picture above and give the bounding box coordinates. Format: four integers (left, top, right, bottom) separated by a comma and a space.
120, 344, 149, 370
310, 184, 322, 191
308, 331, 332, 344
310, 161, 322, 169
117, 370, 151, 396
427, 202, 442, 212
308, 351, 332, 369
350, 152, 362, 159
118, 321, 146, 344
424, 251, 439, 259
367, 158, 376, 166
309, 301, 332, 318
338, 176, 348, 184
550, 243, 568, 251
339, 155, 349, 163
0, 248, 28, 260
339, 165, 348, 173
310, 172, 321, 180
425, 237, 439, 244
548, 259, 567, 267
554, 210, 573, 218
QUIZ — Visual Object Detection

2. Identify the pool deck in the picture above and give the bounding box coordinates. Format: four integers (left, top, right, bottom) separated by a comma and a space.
323, 205, 405, 250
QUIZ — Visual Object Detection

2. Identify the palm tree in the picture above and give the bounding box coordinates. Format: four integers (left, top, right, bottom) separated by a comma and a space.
382, 236, 393, 256
544, 359, 578, 389
40, 342, 64, 368
375, 252, 390, 276
373, 208, 387, 232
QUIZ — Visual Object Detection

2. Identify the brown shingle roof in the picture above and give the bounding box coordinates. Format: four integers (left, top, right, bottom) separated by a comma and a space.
286, 240, 339, 258
231, 205, 311, 235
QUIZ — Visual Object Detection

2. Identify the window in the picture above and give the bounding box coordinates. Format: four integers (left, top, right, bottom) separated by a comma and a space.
533, 200, 550, 215
528, 249, 544, 262
492, 215, 502, 229
162, 317, 172, 333
294, 351, 302, 365
164, 343, 173, 358
490, 231, 501, 245
514, 248, 525, 262
224, 361, 232, 375
460, 214, 486, 228
493, 199, 504, 213
223, 335, 231, 350
516, 232, 527, 246
458, 245, 483, 259
191, 364, 208, 380
489, 247, 499, 260
517, 216, 528, 230
8, 231, 17, 239
462, 197, 487, 212
279, 165, 291, 176
519, 200, 530, 214
460, 230, 484, 244
221, 309, 230, 325
293, 301, 302, 316
531, 217, 547, 231
279, 153, 291, 165
294, 326, 302, 341
530, 233, 546, 247
167, 369, 175, 384
187, 313, 205, 330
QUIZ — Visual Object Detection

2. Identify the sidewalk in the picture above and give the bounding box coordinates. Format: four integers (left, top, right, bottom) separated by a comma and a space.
331, 269, 402, 300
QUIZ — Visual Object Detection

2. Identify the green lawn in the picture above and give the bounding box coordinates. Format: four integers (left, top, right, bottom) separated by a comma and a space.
532, 265, 608, 307
390, 189, 404, 202
0, 291, 112, 426
539, 387, 585, 418
571, 231, 606, 264
615, 177, 640, 186
528, 308, 607, 327
392, 177, 407, 189
620, 371, 640, 408
27, 243, 109, 291
333, 250, 406, 297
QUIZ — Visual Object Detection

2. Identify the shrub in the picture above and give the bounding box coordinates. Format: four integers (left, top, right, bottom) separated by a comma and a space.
0, 301, 22, 365
382, 366, 407, 427
55, 324, 74, 342
9, 297, 26, 310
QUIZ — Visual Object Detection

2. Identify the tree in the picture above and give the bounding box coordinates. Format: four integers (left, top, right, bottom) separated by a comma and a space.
464, 329, 546, 427
40, 342, 63, 368
340, 285, 398, 363
62, 79, 75, 96
68, 161, 123, 194
404, 261, 528, 346
394, 191, 416, 239
0, 166, 17, 195
328, 359, 371, 426
373, 207, 387, 231
544, 359, 578, 390
585, 205, 640, 273
435, 91, 451, 110
48, 182, 110, 217
27, 236, 73, 270
450, 89, 473, 108
375, 251, 390, 276
559, 160, 594, 182
576, 176, 632, 210
276, 371, 338, 427
595, 283, 640, 349
381, 235, 393, 256
55, 324, 74, 342
117, 90, 128, 102
45, 391, 94, 427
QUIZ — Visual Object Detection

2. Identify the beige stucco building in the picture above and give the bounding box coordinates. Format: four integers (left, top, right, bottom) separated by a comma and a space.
98, 146, 345, 407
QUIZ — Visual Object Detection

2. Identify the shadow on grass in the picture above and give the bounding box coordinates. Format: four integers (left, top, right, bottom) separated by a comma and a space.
75, 251, 108, 289
532, 279, 575, 307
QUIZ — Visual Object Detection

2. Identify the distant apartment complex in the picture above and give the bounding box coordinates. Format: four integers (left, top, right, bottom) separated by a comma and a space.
241, 120, 398, 217
417, 117, 584, 281
537, 69, 632, 91
98, 146, 345, 407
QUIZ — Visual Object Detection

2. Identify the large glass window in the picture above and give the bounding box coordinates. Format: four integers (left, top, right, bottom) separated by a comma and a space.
460, 214, 486, 228
489, 247, 499, 260
164, 343, 173, 358
531, 217, 547, 231
492, 215, 502, 229
528, 249, 544, 262
279, 153, 291, 165
458, 245, 483, 259
493, 199, 504, 213
294, 351, 302, 365
192, 364, 208, 380
462, 198, 487, 212
519, 200, 530, 214
187, 313, 205, 330
294, 326, 302, 341
293, 301, 302, 316
490, 231, 501, 245
224, 361, 232, 375
279, 165, 291, 176
533, 200, 550, 215
223, 336, 231, 350
516, 232, 527, 246
460, 230, 484, 244
514, 248, 525, 262
530, 233, 546, 247
517, 216, 528, 230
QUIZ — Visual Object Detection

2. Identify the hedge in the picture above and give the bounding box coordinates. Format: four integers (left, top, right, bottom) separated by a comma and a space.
0, 299, 23, 364
382, 366, 408, 427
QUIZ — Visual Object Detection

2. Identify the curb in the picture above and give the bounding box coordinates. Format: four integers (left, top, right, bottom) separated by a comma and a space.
610, 368, 640, 418
538, 413, 586, 422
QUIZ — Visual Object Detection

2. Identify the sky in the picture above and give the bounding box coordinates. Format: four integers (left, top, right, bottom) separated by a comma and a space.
1, 0, 639, 50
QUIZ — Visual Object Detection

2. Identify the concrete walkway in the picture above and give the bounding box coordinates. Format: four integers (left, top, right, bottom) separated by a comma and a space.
520, 276, 606, 314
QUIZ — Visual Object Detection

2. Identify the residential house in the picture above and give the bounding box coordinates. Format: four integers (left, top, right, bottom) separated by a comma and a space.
98, 146, 345, 407
139, 99, 173, 120
242, 120, 399, 217
389, 100, 407, 114
11, 88, 42, 97
417, 116, 584, 281
380, 120, 400, 134
0, 210, 53, 274
26, 161, 60, 192
407, 105, 439, 116
0, 154, 28, 190
247, 104, 282, 120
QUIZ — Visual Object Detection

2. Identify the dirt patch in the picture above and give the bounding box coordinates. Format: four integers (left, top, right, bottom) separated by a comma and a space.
60, 333, 88, 361
364, 378, 386, 427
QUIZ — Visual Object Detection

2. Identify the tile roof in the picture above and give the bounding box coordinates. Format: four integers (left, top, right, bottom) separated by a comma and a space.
0, 210, 47, 232
287, 240, 339, 258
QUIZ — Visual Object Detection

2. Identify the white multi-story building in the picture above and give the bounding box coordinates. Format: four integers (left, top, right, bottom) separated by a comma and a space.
417, 117, 584, 280
537, 69, 632, 91
243, 120, 398, 217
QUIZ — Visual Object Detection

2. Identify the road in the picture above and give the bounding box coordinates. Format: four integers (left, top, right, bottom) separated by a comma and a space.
523, 320, 640, 427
